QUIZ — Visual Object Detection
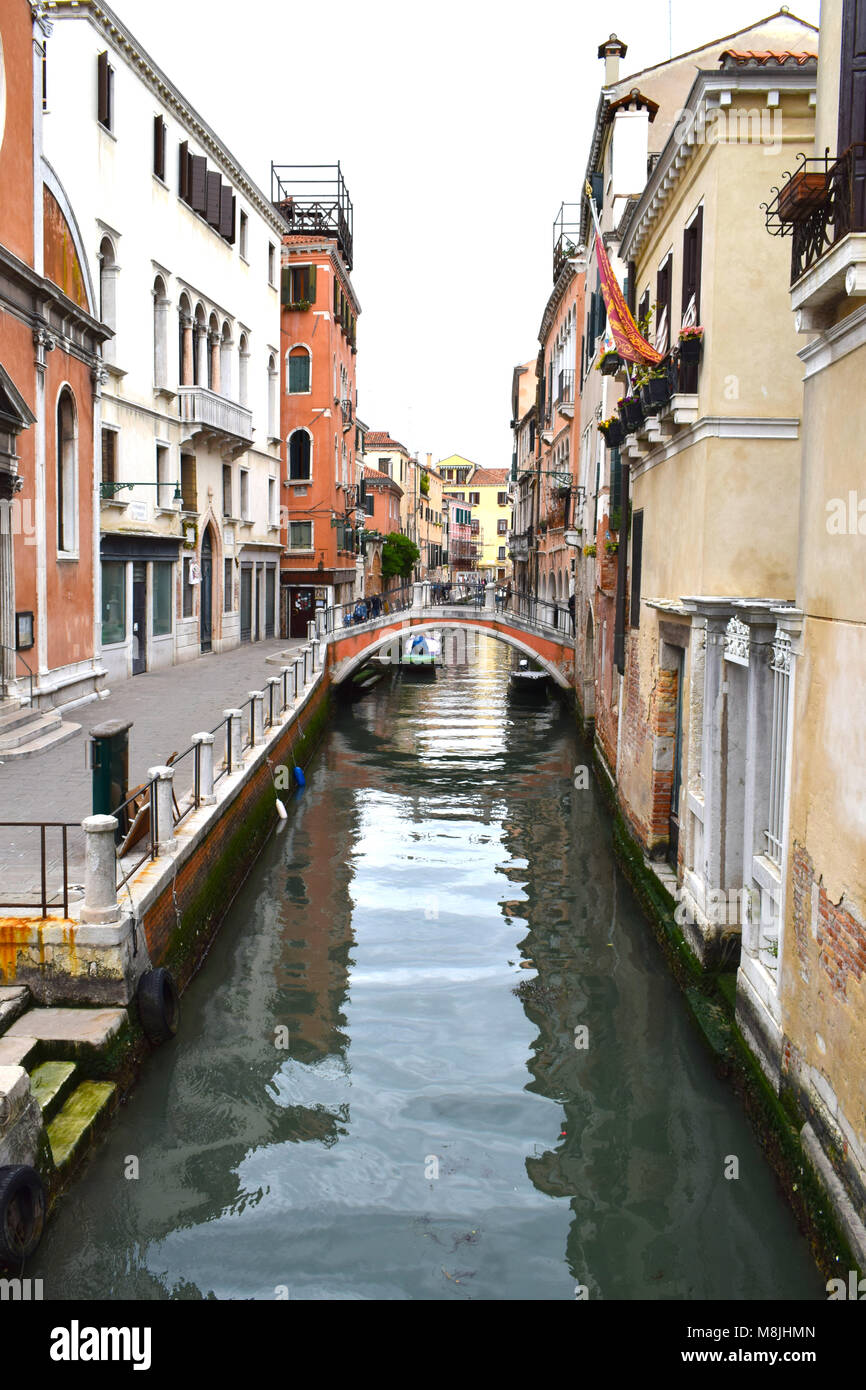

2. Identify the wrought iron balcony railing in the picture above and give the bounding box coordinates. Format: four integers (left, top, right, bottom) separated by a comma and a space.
557, 368, 574, 408
763, 145, 866, 285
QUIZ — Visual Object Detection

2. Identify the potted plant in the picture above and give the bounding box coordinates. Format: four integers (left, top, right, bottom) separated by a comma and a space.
599, 415, 625, 449
583, 542, 597, 558
678, 325, 703, 364
618, 394, 645, 433
639, 364, 672, 415
597, 348, 624, 377
605, 538, 619, 555
609, 507, 622, 532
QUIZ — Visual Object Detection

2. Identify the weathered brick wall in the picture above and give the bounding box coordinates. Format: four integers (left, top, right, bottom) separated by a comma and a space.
790, 842, 866, 1002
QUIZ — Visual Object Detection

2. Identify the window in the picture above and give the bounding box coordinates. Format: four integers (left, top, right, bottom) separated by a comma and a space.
268, 477, 277, 526
153, 275, 169, 387
469, 491, 480, 505
281, 264, 317, 307
177, 141, 235, 243
238, 332, 249, 405
289, 521, 313, 550
638, 288, 650, 333
182, 556, 194, 617
268, 243, 276, 286
57, 389, 76, 553
365, 492, 375, 517
180, 454, 197, 512
98, 236, 118, 364
156, 444, 170, 509
655, 254, 672, 356
101, 561, 125, 643
153, 115, 166, 179
222, 464, 232, 517
289, 430, 311, 481
377, 457, 391, 477
153, 562, 172, 636
497, 519, 507, 535
288, 347, 311, 393
498, 546, 506, 560
497, 491, 508, 506
630, 510, 644, 628
268, 354, 278, 436
239, 210, 248, 259
97, 50, 114, 132
224, 558, 233, 611
240, 468, 250, 520
101, 427, 117, 486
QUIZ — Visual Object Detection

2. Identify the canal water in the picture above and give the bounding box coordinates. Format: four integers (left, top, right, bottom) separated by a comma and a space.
34, 637, 821, 1300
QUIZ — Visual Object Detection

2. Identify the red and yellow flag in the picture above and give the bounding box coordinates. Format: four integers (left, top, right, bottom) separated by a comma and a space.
585, 182, 662, 367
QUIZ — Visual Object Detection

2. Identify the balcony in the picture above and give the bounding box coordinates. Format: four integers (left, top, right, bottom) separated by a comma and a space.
272, 164, 354, 271
508, 531, 529, 561
178, 385, 253, 456
557, 368, 574, 417
553, 203, 583, 282
340, 397, 354, 431
764, 145, 866, 324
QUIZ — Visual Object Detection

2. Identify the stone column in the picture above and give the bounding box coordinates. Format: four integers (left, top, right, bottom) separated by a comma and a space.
154, 292, 171, 389
307, 619, 316, 643
248, 689, 265, 744
0, 467, 20, 697
192, 731, 216, 805
315, 608, 326, 638
81, 814, 121, 924
266, 675, 282, 725
148, 765, 175, 853
224, 707, 243, 768
413, 580, 425, 609
180, 312, 193, 386
209, 332, 221, 394
484, 582, 496, 611
292, 657, 302, 697
281, 663, 295, 708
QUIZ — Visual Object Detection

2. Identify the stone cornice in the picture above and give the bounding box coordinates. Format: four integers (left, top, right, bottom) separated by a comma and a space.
46, 1, 287, 237
619, 67, 818, 265
627, 415, 800, 480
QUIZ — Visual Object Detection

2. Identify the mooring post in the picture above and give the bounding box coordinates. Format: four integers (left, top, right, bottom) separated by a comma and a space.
224, 707, 243, 768
282, 663, 295, 707
81, 814, 121, 924
248, 690, 265, 744
192, 731, 216, 805
266, 676, 281, 725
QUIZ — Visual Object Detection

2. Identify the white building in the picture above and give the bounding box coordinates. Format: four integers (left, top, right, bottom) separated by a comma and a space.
42, 0, 285, 682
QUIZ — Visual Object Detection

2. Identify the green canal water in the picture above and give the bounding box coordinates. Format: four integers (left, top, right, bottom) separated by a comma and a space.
34, 637, 822, 1300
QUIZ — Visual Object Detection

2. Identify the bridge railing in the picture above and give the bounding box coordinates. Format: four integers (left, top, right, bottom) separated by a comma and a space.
509, 587, 574, 636
322, 584, 414, 634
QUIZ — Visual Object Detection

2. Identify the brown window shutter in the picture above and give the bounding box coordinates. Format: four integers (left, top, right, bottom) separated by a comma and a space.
191, 156, 208, 214
306, 264, 317, 303
692, 207, 703, 323
153, 116, 166, 179
178, 140, 189, 200
206, 171, 221, 228
218, 185, 233, 239
334, 277, 339, 315
281, 266, 291, 305
97, 51, 109, 125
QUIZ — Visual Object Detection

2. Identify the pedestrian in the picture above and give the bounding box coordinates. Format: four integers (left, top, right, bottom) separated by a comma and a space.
568, 572, 576, 635
505, 579, 512, 612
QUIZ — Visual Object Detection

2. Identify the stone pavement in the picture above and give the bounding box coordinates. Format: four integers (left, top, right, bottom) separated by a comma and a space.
0, 637, 302, 908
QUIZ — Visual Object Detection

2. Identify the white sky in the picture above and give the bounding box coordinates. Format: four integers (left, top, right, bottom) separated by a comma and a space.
110, 0, 820, 469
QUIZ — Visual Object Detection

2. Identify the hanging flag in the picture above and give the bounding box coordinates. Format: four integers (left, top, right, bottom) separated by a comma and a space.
584, 182, 663, 368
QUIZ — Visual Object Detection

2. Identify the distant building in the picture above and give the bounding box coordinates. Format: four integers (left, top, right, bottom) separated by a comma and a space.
361, 465, 402, 595
438, 454, 511, 581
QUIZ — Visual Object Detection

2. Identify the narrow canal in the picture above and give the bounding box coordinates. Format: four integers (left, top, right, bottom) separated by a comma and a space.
35, 637, 821, 1300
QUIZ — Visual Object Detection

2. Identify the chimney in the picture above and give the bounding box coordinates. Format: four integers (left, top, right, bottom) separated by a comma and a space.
598, 33, 628, 87
426, 453, 432, 471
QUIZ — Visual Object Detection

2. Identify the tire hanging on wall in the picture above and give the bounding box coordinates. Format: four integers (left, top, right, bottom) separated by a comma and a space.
0, 1165, 46, 1265
136, 967, 180, 1046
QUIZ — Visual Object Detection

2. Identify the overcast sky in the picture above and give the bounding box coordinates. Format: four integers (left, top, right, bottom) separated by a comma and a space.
110, 0, 820, 470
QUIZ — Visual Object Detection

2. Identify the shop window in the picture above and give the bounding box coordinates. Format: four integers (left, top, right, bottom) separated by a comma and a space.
101, 560, 125, 644
152, 562, 172, 636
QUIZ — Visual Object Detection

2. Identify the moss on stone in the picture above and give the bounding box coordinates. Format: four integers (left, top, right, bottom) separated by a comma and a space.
46, 1081, 116, 1171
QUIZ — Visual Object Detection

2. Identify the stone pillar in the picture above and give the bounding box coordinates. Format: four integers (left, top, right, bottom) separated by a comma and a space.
281, 664, 295, 707
224, 707, 243, 769
180, 312, 193, 386
81, 814, 121, 924
292, 657, 302, 698
247, 690, 265, 745
301, 647, 310, 686
413, 580, 425, 609
148, 765, 175, 853
154, 292, 171, 389
209, 332, 221, 394
192, 731, 216, 805
484, 582, 496, 611
315, 608, 326, 638
307, 619, 316, 643
266, 675, 282, 725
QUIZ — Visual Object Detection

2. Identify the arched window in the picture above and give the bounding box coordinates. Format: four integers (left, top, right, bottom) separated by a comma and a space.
267, 354, 278, 438
56, 388, 77, 554
178, 292, 192, 385
289, 429, 311, 481
220, 321, 233, 399
99, 236, 118, 364
193, 303, 206, 386
287, 345, 311, 394
238, 332, 249, 406
153, 275, 169, 389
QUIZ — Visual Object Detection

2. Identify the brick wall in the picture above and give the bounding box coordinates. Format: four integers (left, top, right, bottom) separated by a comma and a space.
791, 841, 866, 1001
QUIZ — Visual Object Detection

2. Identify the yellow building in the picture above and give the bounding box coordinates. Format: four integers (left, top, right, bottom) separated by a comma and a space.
438, 454, 512, 580
416, 460, 445, 580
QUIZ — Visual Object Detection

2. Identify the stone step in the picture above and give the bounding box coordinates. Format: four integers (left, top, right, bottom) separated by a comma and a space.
0, 986, 30, 1035
0, 1034, 40, 1069
0, 703, 39, 736
29, 1059, 78, 1122
0, 709, 61, 748
3, 1006, 128, 1064
0, 717, 81, 761
46, 1080, 116, 1171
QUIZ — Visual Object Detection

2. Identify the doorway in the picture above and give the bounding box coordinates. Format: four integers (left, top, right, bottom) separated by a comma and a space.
132, 563, 146, 675
668, 647, 685, 870
240, 566, 252, 643
200, 529, 213, 653
265, 568, 275, 638
289, 587, 314, 638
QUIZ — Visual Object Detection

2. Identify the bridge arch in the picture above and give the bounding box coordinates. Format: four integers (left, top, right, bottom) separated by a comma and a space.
330, 618, 572, 689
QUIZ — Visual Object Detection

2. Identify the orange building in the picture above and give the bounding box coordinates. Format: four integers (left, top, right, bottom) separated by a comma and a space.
0, 0, 107, 734
360, 465, 403, 596
274, 167, 362, 637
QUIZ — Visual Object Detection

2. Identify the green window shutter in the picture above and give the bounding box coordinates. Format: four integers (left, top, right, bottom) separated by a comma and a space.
610, 449, 622, 515
306, 265, 317, 303
334, 278, 339, 314
281, 267, 291, 305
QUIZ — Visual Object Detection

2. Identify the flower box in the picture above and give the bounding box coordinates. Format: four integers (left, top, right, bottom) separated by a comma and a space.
599, 418, 625, 449
583, 543, 596, 558
777, 169, 829, 223
619, 396, 645, 433
640, 375, 672, 416
678, 334, 703, 365
598, 350, 624, 377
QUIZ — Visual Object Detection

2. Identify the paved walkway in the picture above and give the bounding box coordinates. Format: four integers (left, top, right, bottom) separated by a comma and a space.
0, 637, 302, 908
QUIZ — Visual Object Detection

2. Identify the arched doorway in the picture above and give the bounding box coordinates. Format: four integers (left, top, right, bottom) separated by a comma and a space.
200, 528, 213, 652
